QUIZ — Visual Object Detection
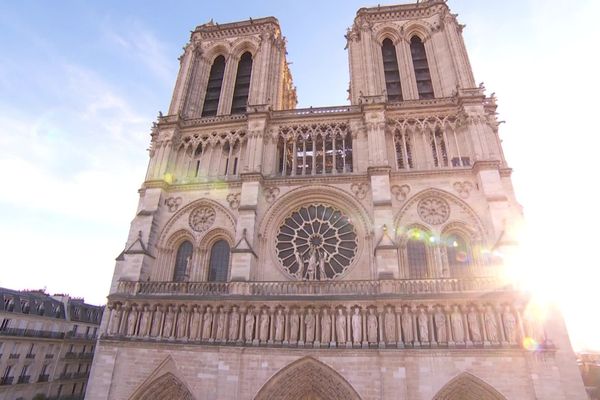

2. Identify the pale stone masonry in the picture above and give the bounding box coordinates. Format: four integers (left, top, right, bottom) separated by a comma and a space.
86, 1, 587, 399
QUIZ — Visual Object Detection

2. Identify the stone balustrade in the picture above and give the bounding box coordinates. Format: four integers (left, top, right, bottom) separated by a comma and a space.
103, 297, 548, 351
114, 276, 509, 298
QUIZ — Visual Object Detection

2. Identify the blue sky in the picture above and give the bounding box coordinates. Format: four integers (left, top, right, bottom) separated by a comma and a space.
1, 1, 599, 350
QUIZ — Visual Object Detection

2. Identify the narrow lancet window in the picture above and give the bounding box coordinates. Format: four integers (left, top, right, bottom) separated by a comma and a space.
208, 240, 230, 282
201, 55, 226, 117
410, 36, 434, 99
407, 235, 428, 278
231, 52, 253, 114
446, 234, 472, 277
381, 39, 403, 101
173, 241, 193, 282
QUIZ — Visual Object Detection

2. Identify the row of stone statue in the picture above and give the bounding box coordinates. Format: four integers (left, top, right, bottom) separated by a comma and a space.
106, 302, 543, 347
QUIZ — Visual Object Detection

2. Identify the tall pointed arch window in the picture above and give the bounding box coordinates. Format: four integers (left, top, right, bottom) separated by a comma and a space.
231, 52, 253, 114
173, 241, 193, 282
406, 232, 428, 279
410, 36, 434, 99
201, 55, 226, 117
430, 127, 448, 167
381, 38, 403, 101
446, 234, 472, 277
208, 240, 230, 282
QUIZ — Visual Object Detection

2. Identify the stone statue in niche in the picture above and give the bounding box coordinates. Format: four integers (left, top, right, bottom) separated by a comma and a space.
384, 306, 396, 343
351, 308, 362, 344
401, 307, 413, 343
108, 304, 122, 335
229, 306, 240, 341
201, 306, 213, 340
138, 305, 151, 337
216, 308, 226, 340
418, 308, 429, 342
259, 309, 270, 342
318, 249, 330, 281
367, 308, 378, 343
502, 306, 517, 343
434, 307, 447, 342
484, 305, 499, 342
244, 310, 255, 341
274, 309, 285, 341
321, 309, 332, 343
150, 305, 163, 337
126, 306, 138, 336
163, 306, 175, 338
305, 308, 315, 343
289, 309, 299, 342
190, 306, 201, 340
306, 247, 317, 280
176, 306, 188, 338
450, 305, 465, 342
467, 306, 481, 342
336, 309, 347, 343
294, 251, 304, 280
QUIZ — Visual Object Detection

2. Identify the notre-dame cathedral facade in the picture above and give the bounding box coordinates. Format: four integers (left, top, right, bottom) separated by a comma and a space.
86, 1, 586, 399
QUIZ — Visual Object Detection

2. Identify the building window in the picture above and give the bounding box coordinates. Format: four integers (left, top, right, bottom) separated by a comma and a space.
231, 52, 253, 114
430, 128, 448, 167
394, 129, 414, 169
208, 240, 230, 282
446, 234, 472, 277
173, 241, 193, 282
410, 36, 434, 99
407, 235, 428, 279
381, 38, 402, 101
201, 55, 226, 117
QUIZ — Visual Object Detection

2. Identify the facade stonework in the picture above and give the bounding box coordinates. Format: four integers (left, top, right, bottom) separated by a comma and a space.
86, 1, 587, 399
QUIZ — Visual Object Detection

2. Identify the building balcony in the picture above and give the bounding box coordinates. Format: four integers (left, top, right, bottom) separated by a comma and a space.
45, 353, 55, 359
65, 331, 97, 341
114, 276, 510, 299
72, 372, 89, 380
9, 353, 20, 359
64, 352, 94, 360
17, 375, 30, 384
25, 353, 35, 359
0, 327, 64, 339
59, 373, 72, 380
38, 374, 49, 382
0, 376, 13, 385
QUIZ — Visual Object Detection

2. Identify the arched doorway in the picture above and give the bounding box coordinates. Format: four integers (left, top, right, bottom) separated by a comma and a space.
129, 372, 194, 400
432, 372, 507, 400
254, 357, 361, 400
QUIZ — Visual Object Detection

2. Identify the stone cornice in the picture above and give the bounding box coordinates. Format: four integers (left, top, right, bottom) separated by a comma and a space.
355, 0, 448, 24
192, 17, 280, 41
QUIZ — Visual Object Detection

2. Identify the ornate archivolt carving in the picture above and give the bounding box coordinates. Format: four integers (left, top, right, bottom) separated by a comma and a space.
226, 193, 240, 209
391, 184, 410, 201
418, 196, 450, 225
164, 197, 182, 213
350, 182, 369, 200
263, 186, 280, 203
188, 206, 216, 232
453, 181, 474, 198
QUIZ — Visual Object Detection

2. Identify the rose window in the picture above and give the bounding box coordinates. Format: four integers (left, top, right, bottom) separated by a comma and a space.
189, 206, 216, 232
417, 197, 450, 225
276, 204, 358, 280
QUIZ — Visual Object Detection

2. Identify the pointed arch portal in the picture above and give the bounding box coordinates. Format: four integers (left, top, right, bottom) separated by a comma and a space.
130, 372, 194, 400
254, 357, 361, 400
432, 372, 507, 400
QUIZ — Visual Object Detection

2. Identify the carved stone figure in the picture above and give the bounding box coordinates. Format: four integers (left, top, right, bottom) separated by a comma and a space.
384, 306, 396, 342
126, 306, 138, 336
176, 306, 188, 338
401, 307, 413, 343
229, 307, 240, 341
189, 306, 201, 340
351, 308, 362, 343
289, 309, 299, 342
318, 250, 329, 280
336, 309, 346, 343
201, 306, 213, 340
294, 251, 304, 279
305, 309, 315, 343
163, 306, 175, 338
216, 308, 227, 340
138, 305, 151, 337
484, 306, 498, 342
259, 309, 270, 341
467, 306, 481, 342
434, 307, 447, 342
274, 309, 285, 341
108, 305, 121, 335
244, 310, 255, 341
418, 309, 429, 342
306, 247, 317, 280
502, 306, 517, 343
367, 308, 378, 343
321, 309, 331, 343
150, 306, 163, 337
451, 305, 465, 342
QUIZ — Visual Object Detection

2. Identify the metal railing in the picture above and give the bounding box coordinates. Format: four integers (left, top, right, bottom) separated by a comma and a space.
0, 327, 64, 339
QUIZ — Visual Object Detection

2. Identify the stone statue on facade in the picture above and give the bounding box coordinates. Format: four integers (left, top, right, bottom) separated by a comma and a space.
201, 306, 213, 340
150, 305, 163, 337
294, 251, 304, 279
401, 307, 413, 343
434, 307, 447, 343
289, 309, 299, 342
275, 309, 285, 341
502, 306, 517, 343
163, 306, 175, 338
384, 306, 396, 343
351, 308, 362, 344
189, 306, 201, 340
245, 310, 255, 341
336, 309, 347, 343
484, 305, 498, 342
229, 306, 240, 341
176, 306, 188, 338
108, 304, 122, 335
305, 308, 316, 343
467, 306, 481, 342
216, 308, 227, 340
126, 306, 138, 337
367, 308, 378, 343
306, 247, 317, 280
321, 309, 332, 343
418, 308, 429, 342
318, 249, 330, 280
450, 305, 464, 342
138, 305, 151, 337
259, 309, 270, 342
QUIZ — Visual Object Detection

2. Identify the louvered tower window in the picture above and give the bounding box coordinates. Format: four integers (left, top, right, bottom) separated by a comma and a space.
381, 39, 402, 101
410, 36, 434, 99
446, 234, 472, 277
208, 240, 230, 282
201, 55, 226, 117
173, 241, 193, 282
231, 52, 253, 114
407, 238, 428, 278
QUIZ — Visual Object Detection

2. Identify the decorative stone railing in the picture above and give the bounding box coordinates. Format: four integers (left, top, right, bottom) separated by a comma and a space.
272, 105, 361, 119
114, 277, 509, 298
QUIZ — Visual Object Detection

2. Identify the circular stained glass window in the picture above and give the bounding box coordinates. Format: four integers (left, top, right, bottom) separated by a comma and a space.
275, 204, 358, 280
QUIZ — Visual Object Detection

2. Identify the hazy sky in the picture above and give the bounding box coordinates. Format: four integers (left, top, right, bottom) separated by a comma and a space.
1, 1, 599, 351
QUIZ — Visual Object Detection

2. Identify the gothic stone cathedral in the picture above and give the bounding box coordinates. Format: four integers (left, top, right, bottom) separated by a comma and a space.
86, 1, 587, 399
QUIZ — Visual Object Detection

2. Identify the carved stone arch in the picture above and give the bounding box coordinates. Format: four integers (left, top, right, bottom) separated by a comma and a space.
165, 229, 196, 250
230, 37, 260, 59
396, 222, 433, 245
375, 24, 402, 45
158, 198, 236, 247
199, 227, 235, 252
402, 21, 433, 42
202, 43, 231, 64
129, 356, 194, 400
254, 357, 362, 400
432, 372, 507, 400
395, 188, 486, 241
441, 220, 482, 242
